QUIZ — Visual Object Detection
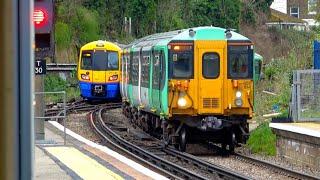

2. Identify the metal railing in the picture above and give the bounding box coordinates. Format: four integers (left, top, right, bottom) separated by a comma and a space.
46, 63, 77, 71
291, 70, 320, 122
34, 91, 67, 145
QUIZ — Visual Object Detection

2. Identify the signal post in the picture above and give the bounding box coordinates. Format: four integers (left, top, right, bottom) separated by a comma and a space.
34, 0, 54, 140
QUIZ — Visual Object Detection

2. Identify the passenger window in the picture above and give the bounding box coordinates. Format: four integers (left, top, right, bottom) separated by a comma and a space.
81, 53, 92, 70
202, 53, 220, 79
107, 52, 119, 70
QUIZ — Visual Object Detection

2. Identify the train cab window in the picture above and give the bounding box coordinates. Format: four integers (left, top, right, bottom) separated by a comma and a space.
170, 45, 193, 79
93, 50, 108, 71
202, 53, 219, 78
107, 52, 119, 70
228, 45, 253, 79
81, 53, 92, 70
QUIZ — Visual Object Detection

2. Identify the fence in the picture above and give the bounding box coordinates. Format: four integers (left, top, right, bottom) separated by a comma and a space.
291, 70, 320, 122
34, 91, 67, 145
314, 40, 320, 69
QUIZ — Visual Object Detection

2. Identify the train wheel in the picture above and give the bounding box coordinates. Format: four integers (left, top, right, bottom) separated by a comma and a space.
178, 126, 187, 152
228, 132, 236, 153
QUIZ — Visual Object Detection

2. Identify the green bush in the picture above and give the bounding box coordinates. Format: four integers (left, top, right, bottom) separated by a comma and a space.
247, 122, 276, 156
44, 74, 80, 103
44, 74, 67, 92
55, 21, 72, 50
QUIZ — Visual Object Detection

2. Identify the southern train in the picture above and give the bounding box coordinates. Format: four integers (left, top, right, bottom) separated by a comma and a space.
77, 40, 121, 101
121, 26, 255, 152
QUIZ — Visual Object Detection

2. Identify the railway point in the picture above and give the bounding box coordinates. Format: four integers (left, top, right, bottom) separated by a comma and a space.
35, 121, 168, 180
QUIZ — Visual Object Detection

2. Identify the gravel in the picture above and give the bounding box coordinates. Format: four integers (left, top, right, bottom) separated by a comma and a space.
202, 155, 294, 180
237, 147, 320, 178
65, 112, 101, 143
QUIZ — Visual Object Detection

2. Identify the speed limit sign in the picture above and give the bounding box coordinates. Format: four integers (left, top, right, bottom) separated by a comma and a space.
35, 60, 46, 75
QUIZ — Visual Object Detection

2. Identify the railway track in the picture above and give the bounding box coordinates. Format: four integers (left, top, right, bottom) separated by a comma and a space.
233, 153, 319, 180
89, 106, 249, 180
45, 99, 111, 117
199, 143, 320, 180
50, 101, 318, 179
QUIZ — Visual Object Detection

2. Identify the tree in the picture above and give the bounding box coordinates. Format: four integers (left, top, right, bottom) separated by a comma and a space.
189, 0, 241, 30
155, 0, 186, 32
55, 0, 99, 60
126, 0, 157, 37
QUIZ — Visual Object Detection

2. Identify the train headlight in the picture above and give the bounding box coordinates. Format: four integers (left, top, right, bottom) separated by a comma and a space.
235, 91, 242, 98
235, 98, 243, 107
81, 74, 90, 80
109, 75, 118, 81
178, 97, 187, 107
177, 91, 192, 109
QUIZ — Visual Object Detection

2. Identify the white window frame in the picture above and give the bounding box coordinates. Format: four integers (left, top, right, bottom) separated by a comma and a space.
290, 7, 299, 18
308, 0, 317, 15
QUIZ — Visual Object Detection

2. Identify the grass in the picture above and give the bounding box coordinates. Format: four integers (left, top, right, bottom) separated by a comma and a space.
246, 122, 277, 156
44, 74, 80, 103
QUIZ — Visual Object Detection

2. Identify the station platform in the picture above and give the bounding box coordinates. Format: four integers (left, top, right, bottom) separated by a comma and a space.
35, 122, 168, 180
269, 122, 320, 169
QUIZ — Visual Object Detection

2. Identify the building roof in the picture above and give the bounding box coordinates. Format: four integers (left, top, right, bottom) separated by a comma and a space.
269, 9, 306, 24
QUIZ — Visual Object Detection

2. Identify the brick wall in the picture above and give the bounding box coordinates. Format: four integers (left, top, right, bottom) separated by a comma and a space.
276, 135, 320, 169
287, 0, 318, 19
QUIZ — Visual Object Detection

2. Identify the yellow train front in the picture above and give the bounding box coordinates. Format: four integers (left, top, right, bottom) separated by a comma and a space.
77, 40, 121, 100
121, 27, 254, 152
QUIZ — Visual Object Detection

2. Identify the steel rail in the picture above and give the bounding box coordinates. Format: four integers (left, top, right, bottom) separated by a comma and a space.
91, 106, 207, 180
163, 148, 249, 180
88, 106, 182, 180
234, 153, 319, 180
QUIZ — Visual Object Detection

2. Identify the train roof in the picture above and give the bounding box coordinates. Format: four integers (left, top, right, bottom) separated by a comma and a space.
81, 40, 121, 51
125, 26, 251, 49
254, 53, 263, 60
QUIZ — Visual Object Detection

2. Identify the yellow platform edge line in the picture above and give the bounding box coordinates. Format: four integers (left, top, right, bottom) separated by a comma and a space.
45, 147, 123, 180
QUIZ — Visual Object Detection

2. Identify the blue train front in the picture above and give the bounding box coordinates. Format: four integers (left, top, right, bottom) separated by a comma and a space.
77, 40, 121, 100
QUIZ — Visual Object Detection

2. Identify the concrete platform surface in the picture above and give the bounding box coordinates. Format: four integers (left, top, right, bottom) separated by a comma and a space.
270, 122, 320, 138
35, 146, 72, 180
34, 122, 167, 180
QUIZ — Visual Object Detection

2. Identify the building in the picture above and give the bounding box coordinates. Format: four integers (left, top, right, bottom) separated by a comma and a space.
270, 0, 319, 27
271, 0, 287, 14
267, 8, 307, 31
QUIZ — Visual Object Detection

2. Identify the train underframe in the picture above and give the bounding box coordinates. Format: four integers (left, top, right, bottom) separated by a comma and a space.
122, 102, 250, 152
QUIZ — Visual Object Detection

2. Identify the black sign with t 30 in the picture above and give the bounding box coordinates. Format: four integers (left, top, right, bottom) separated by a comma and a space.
35, 60, 46, 75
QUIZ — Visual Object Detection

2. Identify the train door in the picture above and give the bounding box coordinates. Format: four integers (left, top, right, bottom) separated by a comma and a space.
120, 53, 127, 98
198, 45, 224, 114
140, 49, 151, 108
124, 54, 129, 98
151, 50, 161, 110
92, 50, 106, 84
